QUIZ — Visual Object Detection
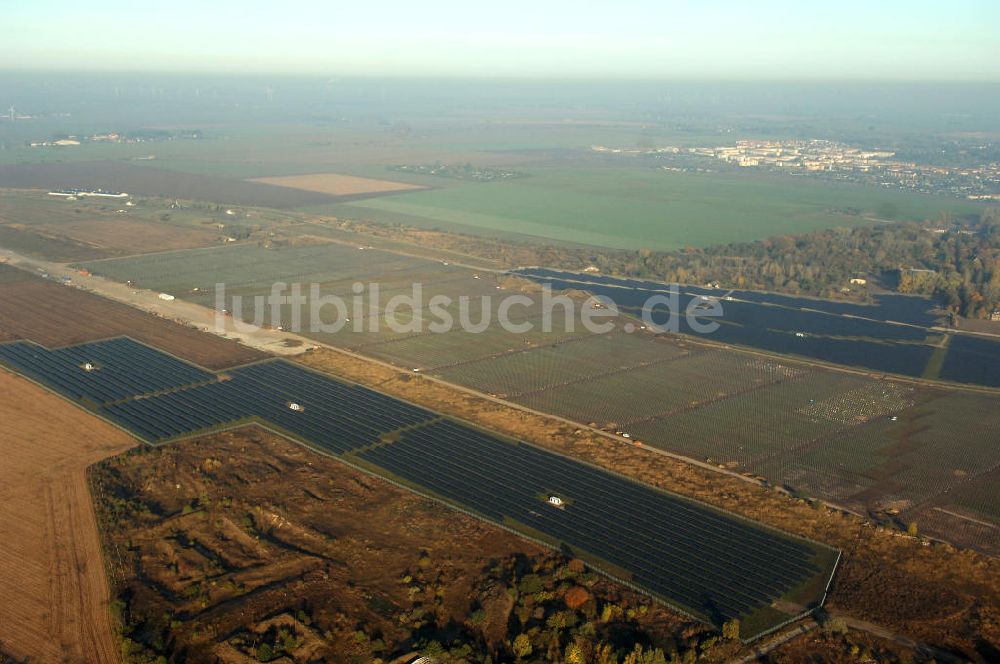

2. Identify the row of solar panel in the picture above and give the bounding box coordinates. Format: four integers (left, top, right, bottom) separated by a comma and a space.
0, 338, 435, 453
360, 420, 826, 623
101, 359, 434, 451
0, 338, 213, 403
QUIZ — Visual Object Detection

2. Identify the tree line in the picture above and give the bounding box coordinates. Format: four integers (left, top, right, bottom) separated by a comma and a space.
339, 207, 1000, 319
574, 208, 1000, 318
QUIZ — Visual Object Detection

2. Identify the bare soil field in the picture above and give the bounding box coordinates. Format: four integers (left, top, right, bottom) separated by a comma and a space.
250, 172, 425, 197
0, 224, 112, 262
297, 347, 1000, 661
91, 428, 721, 663
0, 370, 135, 663
0, 188, 229, 260
0, 264, 265, 369
0, 162, 339, 209
0, 219, 223, 262
33, 218, 225, 255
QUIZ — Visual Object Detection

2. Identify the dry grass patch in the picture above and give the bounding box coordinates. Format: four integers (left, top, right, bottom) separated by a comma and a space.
33, 218, 224, 255
249, 173, 424, 197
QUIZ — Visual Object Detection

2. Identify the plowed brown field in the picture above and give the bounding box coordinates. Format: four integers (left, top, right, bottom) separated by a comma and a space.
0, 370, 135, 663
0, 264, 265, 369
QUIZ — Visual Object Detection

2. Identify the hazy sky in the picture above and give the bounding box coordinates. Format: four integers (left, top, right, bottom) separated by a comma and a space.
3, 1, 998, 79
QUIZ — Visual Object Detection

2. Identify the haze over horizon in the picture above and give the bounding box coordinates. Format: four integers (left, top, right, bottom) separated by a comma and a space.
3, 0, 998, 80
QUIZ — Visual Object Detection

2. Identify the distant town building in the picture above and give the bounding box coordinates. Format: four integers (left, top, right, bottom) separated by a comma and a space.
48, 188, 128, 199
593, 137, 1000, 200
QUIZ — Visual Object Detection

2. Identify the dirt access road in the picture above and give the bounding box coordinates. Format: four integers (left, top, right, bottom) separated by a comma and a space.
0, 370, 135, 663
1, 247, 310, 357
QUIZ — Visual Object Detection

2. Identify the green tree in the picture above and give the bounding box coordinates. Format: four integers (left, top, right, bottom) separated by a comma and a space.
255, 643, 274, 662
824, 616, 849, 635
564, 642, 587, 664
594, 643, 617, 664
623, 644, 669, 664
512, 634, 533, 659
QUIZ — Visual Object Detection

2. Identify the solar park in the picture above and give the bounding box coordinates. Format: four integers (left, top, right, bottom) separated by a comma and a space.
0, 336, 839, 639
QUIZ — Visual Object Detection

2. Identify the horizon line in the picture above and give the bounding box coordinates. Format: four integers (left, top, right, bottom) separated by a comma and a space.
1, 68, 999, 84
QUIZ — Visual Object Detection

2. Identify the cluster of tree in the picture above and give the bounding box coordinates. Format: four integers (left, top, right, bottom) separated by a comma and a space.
389, 162, 525, 182
339, 206, 1000, 319
587, 209, 1000, 318
229, 618, 311, 662
109, 587, 180, 664
123, 128, 203, 141
105, 543, 735, 664
892, 212, 1000, 318
894, 141, 1000, 169
365, 552, 741, 663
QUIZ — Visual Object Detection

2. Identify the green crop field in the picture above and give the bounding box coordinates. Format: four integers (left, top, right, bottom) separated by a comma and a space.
7, 115, 982, 252
338, 166, 981, 250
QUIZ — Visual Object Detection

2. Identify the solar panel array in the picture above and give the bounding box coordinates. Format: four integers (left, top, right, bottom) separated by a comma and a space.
0, 338, 436, 454
0, 338, 213, 403
101, 359, 434, 452
360, 420, 824, 624
0, 337, 836, 632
